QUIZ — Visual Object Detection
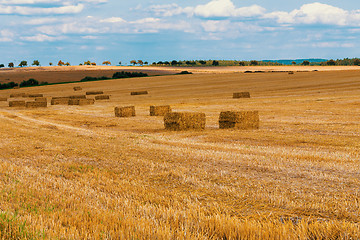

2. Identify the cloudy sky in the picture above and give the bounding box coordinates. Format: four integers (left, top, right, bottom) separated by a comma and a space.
1, 0, 360, 65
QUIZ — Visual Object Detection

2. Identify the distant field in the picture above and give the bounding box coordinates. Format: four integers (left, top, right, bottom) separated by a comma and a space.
1, 69, 360, 239
1, 65, 360, 84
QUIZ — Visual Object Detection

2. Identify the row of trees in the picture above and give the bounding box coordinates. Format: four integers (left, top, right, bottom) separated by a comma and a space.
2, 58, 360, 68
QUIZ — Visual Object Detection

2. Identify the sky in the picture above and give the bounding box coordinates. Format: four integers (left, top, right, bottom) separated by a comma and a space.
1, 0, 360, 66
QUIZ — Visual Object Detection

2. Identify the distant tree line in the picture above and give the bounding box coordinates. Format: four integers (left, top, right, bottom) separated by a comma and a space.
81, 71, 148, 82
2, 58, 360, 68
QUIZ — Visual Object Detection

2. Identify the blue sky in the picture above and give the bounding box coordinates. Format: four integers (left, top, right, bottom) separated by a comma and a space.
1, 0, 360, 66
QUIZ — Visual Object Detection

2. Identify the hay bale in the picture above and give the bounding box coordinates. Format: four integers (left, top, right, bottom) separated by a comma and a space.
114, 106, 135, 117
69, 95, 86, 99
52, 97, 70, 100
26, 101, 47, 108
28, 94, 43, 98
35, 97, 47, 102
95, 95, 110, 100
9, 100, 26, 107
233, 92, 251, 98
51, 98, 70, 105
131, 91, 148, 96
0, 97, 7, 101
68, 99, 95, 105
150, 105, 171, 116
219, 111, 259, 130
73, 86, 82, 91
86, 91, 103, 95
10, 93, 26, 98
288, 71, 294, 75
164, 112, 206, 131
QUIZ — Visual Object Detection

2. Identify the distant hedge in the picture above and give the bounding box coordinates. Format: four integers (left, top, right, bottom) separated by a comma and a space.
81, 71, 148, 82
0, 82, 18, 90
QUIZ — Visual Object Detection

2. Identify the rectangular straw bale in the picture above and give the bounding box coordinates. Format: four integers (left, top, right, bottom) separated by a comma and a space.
131, 91, 148, 96
69, 95, 86, 99
164, 112, 206, 131
0, 97, 7, 101
150, 105, 171, 116
68, 99, 95, 105
35, 97, 47, 102
9, 100, 26, 107
233, 92, 251, 98
28, 94, 43, 98
95, 95, 110, 100
73, 86, 82, 91
115, 106, 135, 117
26, 101, 47, 108
52, 96, 70, 100
10, 93, 26, 98
86, 91, 103, 95
219, 111, 259, 129
51, 98, 70, 105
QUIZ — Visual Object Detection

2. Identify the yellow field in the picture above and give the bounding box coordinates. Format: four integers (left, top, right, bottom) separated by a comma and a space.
1, 70, 360, 239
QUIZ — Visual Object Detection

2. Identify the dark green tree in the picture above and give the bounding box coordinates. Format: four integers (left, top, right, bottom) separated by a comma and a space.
19, 60, 27, 67
32, 60, 40, 66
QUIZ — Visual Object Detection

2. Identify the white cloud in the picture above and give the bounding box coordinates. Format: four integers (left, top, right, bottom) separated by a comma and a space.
96, 46, 105, 50
148, 3, 193, 17
312, 42, 355, 48
23, 17, 58, 25
193, 0, 265, 18
20, 34, 63, 42
201, 20, 230, 32
265, 2, 360, 26
100, 17, 126, 23
0, 4, 84, 15
0, 29, 14, 42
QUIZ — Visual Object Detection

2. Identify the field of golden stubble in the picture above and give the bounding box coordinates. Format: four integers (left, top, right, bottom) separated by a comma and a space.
1, 70, 360, 239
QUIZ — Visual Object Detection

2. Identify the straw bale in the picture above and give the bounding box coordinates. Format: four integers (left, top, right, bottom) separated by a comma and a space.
10, 93, 26, 98
150, 105, 171, 116
164, 112, 206, 131
13, 86, 20, 89
69, 95, 86, 99
51, 99, 70, 105
0, 97, 7, 101
28, 94, 43, 98
115, 106, 135, 117
9, 100, 26, 107
73, 86, 82, 91
26, 101, 47, 108
68, 99, 95, 106
35, 97, 47, 102
86, 91, 103, 95
219, 111, 259, 129
52, 97, 70, 100
131, 91, 148, 96
233, 92, 251, 98
95, 95, 110, 100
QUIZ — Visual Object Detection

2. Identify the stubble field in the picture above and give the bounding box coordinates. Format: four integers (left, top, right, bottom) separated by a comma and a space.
1, 68, 360, 239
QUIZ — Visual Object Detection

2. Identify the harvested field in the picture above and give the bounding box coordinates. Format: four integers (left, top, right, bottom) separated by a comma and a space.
25, 101, 47, 108
94, 95, 110, 100
69, 95, 86, 99
150, 105, 171, 116
115, 106, 135, 117
1, 69, 360, 239
164, 112, 206, 130
0, 97, 7, 101
219, 111, 259, 129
